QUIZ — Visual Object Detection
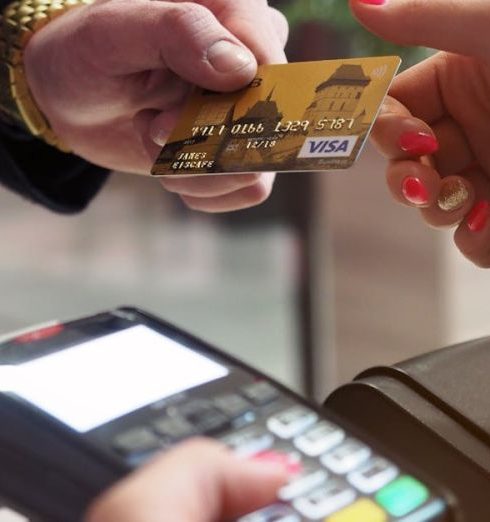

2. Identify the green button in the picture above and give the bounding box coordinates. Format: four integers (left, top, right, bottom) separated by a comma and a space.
375, 475, 429, 517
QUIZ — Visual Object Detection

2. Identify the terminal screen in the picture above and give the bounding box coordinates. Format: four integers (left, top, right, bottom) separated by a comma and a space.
7, 325, 228, 432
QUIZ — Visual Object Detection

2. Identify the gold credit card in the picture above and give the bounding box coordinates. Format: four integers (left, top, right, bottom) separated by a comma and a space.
151, 56, 401, 177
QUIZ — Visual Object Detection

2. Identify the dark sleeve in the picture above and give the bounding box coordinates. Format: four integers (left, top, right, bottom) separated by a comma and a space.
0, 125, 110, 214
0, 0, 110, 214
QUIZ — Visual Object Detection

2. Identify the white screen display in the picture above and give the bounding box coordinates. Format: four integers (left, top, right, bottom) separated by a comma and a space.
6, 325, 228, 432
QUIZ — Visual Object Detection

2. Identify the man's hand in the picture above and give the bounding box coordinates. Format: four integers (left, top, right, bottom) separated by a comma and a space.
85, 439, 288, 522
24, 0, 288, 212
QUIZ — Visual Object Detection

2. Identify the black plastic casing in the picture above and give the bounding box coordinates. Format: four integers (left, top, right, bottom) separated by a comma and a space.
324, 337, 490, 522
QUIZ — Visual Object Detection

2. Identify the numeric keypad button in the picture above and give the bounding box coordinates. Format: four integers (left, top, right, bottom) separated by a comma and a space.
267, 406, 318, 439
294, 421, 345, 457
292, 479, 356, 519
321, 439, 371, 474
347, 457, 398, 494
241, 381, 279, 406
221, 426, 274, 457
278, 465, 328, 501
237, 504, 300, 522
326, 498, 387, 522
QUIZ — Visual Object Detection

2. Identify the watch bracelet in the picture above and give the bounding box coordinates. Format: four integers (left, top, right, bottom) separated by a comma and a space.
0, 0, 93, 151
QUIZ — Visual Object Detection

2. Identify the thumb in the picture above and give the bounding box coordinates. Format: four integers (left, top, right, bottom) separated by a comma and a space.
349, 0, 490, 62
85, 439, 288, 522
77, 0, 258, 92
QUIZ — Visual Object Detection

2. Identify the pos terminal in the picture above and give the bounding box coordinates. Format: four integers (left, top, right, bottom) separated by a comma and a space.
0, 307, 459, 521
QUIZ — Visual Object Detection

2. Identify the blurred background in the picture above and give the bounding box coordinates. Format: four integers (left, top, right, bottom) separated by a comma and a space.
1, 0, 489, 413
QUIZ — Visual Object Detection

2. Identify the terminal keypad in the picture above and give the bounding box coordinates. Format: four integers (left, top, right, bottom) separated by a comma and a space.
111, 381, 445, 521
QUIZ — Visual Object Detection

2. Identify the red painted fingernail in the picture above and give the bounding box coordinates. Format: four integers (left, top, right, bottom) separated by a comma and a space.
399, 132, 439, 156
357, 0, 386, 4
402, 177, 429, 206
467, 201, 490, 232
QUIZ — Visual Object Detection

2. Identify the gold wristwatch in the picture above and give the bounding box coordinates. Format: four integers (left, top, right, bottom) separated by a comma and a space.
0, 0, 93, 151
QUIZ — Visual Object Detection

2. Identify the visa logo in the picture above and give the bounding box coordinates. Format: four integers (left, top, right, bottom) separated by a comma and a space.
298, 136, 358, 159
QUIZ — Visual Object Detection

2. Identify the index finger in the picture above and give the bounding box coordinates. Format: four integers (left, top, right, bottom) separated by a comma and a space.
85, 439, 287, 522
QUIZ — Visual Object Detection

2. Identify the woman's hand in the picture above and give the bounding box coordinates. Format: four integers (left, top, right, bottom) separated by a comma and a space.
351, 0, 490, 266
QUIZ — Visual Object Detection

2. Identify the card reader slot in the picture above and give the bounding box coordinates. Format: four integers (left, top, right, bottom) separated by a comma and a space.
358, 363, 490, 454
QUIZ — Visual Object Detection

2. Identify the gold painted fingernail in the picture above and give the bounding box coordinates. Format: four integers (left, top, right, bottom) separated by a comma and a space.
437, 179, 469, 211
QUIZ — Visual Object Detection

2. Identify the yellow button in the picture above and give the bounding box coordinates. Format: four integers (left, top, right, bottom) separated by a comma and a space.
327, 498, 387, 522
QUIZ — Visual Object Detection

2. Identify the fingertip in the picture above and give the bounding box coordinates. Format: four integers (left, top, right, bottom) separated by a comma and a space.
387, 160, 440, 208
148, 108, 182, 147
419, 177, 474, 229
398, 131, 439, 156
159, 2, 258, 92
242, 176, 274, 206
179, 176, 272, 213
132, 108, 161, 167
206, 40, 257, 82
371, 108, 437, 161
436, 177, 473, 214
239, 458, 290, 485
349, 0, 389, 29
454, 202, 490, 268
466, 200, 490, 233
219, 454, 288, 520
160, 173, 261, 198
353, 0, 387, 6
203, 40, 258, 92
401, 176, 431, 206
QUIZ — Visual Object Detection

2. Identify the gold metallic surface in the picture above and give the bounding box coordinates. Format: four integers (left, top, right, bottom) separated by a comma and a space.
152, 57, 401, 176
437, 179, 469, 212
0, 0, 94, 151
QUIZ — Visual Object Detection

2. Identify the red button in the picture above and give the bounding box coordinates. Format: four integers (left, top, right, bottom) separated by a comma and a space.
252, 450, 302, 475
15, 323, 63, 343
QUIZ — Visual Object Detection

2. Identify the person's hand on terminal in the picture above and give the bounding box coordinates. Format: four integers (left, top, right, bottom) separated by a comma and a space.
350, 0, 490, 267
84, 438, 289, 522
23, 0, 288, 212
